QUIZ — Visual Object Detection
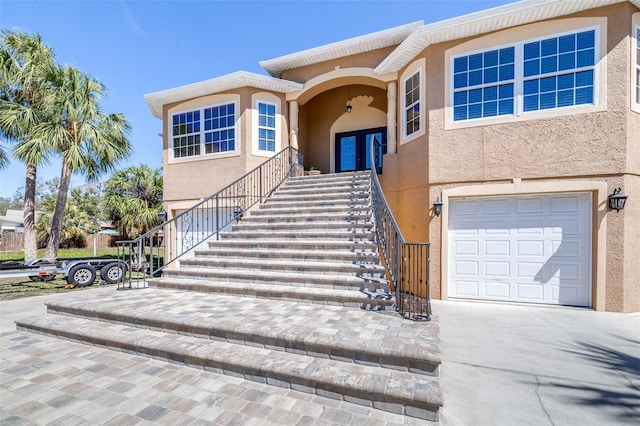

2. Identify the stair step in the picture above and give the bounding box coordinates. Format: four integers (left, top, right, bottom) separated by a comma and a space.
258, 198, 370, 209
40, 290, 440, 376
249, 206, 371, 216
269, 193, 369, 203
194, 247, 381, 263
179, 257, 385, 277
242, 213, 372, 224
16, 314, 441, 421
206, 239, 380, 252
162, 267, 388, 291
150, 277, 392, 308
220, 230, 376, 241
231, 222, 373, 232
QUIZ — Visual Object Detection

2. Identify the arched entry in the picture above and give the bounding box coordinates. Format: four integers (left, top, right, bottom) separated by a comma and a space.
335, 127, 386, 172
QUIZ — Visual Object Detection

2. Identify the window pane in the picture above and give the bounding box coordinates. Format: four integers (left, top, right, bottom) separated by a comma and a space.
484, 67, 498, 84
469, 70, 482, 86
484, 50, 499, 67
469, 53, 483, 70
559, 34, 576, 53
484, 86, 497, 101
524, 42, 540, 60
499, 64, 514, 81
577, 30, 595, 50
541, 38, 558, 56
454, 57, 468, 73
454, 91, 467, 106
576, 49, 595, 67
558, 53, 576, 71
524, 59, 540, 77
484, 101, 497, 117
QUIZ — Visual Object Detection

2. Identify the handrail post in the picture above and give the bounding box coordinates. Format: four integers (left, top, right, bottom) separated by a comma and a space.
215, 194, 220, 241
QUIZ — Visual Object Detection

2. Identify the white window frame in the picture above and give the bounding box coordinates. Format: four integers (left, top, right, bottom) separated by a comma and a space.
256, 101, 277, 154
170, 101, 238, 160
634, 22, 640, 110
403, 69, 421, 139
449, 25, 601, 125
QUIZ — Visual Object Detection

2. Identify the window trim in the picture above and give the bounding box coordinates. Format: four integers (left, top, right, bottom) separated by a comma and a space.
447, 24, 604, 127
633, 20, 640, 112
170, 101, 238, 160
403, 69, 421, 138
255, 100, 278, 155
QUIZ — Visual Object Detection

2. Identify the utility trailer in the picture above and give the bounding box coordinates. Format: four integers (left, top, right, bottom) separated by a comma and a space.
0, 257, 128, 287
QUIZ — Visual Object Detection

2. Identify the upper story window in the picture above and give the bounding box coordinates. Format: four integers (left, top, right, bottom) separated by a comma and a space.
171, 102, 236, 158
452, 27, 598, 122
404, 70, 421, 136
453, 47, 515, 120
257, 102, 276, 152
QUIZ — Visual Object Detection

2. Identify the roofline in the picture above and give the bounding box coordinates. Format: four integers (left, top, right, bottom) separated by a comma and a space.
144, 71, 303, 118
259, 20, 423, 78
375, 0, 639, 74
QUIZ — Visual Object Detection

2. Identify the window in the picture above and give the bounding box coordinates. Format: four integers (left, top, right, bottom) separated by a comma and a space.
636, 25, 640, 105
404, 70, 421, 136
204, 104, 235, 154
453, 47, 515, 120
257, 102, 276, 152
452, 28, 598, 122
171, 102, 236, 158
172, 110, 200, 158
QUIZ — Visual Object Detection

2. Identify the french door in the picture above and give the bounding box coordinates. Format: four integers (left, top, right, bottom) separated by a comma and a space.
335, 127, 387, 173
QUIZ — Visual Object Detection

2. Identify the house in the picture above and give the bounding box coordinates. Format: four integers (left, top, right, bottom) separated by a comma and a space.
145, 0, 640, 313
0, 209, 24, 233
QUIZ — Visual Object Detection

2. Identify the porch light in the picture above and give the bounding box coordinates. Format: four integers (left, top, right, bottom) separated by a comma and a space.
157, 210, 167, 223
346, 102, 352, 114
608, 187, 628, 211
233, 206, 243, 220
433, 198, 443, 217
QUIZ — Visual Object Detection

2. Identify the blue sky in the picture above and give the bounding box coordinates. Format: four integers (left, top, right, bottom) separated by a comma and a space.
0, 0, 514, 198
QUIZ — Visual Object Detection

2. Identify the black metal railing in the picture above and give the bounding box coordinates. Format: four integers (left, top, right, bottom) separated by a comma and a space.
370, 140, 431, 320
116, 146, 304, 289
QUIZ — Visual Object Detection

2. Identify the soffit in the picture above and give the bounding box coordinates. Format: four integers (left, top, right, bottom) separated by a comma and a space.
259, 21, 423, 78
376, 0, 640, 74
144, 71, 303, 118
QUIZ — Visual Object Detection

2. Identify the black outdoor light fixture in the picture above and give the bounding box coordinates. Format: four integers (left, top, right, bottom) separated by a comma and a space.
346, 85, 352, 113
433, 197, 443, 217
346, 102, 352, 114
607, 187, 628, 212
233, 206, 243, 220
158, 209, 167, 223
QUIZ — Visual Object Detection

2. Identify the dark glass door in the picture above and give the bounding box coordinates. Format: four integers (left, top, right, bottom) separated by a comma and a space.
335, 127, 386, 173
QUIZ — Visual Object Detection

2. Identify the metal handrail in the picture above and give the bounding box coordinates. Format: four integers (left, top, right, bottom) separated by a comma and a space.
369, 139, 431, 320
116, 146, 304, 289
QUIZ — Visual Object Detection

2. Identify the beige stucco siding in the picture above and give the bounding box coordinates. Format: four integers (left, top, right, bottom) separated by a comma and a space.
281, 46, 396, 83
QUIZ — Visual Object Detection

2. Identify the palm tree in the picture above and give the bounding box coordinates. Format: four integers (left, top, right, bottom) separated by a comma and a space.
104, 165, 163, 239
0, 144, 8, 169
29, 65, 131, 258
0, 31, 56, 261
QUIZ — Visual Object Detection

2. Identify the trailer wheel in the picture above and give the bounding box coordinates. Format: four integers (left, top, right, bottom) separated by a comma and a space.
100, 262, 125, 284
67, 264, 96, 287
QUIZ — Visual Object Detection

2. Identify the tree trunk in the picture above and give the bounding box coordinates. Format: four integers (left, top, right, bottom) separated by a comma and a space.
44, 160, 72, 258
23, 163, 38, 261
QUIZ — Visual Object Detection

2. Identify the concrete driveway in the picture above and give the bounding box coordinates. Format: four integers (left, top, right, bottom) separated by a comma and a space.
435, 300, 640, 426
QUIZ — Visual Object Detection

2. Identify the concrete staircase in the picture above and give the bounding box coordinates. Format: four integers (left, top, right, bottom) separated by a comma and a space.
15, 171, 443, 422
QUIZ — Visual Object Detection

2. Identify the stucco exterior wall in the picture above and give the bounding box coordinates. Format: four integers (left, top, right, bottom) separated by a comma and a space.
281, 46, 396, 83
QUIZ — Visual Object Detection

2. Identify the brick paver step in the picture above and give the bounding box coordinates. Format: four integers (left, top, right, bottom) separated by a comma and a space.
206, 239, 380, 252
40, 289, 440, 375
231, 222, 374, 232
149, 277, 392, 309
220, 229, 376, 241
257, 199, 370, 209
249, 205, 371, 216
161, 266, 388, 291
241, 212, 372, 224
179, 257, 385, 277
194, 247, 382, 263
16, 315, 442, 421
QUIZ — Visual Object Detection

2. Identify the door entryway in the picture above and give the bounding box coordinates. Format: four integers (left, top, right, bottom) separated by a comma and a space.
335, 127, 386, 173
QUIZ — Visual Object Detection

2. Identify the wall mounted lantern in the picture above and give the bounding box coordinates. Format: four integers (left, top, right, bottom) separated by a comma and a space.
346, 85, 352, 113
608, 187, 628, 211
157, 210, 167, 223
433, 197, 443, 216
346, 102, 352, 113
233, 206, 243, 220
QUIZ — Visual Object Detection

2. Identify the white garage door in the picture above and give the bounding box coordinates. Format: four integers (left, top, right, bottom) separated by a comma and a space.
448, 193, 592, 307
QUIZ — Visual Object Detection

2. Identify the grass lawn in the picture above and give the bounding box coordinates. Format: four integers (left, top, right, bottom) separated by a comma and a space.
0, 248, 121, 301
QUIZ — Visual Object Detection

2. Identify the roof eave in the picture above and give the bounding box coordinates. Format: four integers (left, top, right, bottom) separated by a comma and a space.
144, 71, 303, 118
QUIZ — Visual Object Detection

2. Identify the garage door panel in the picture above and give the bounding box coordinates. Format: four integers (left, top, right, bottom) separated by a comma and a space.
516, 283, 545, 301
515, 197, 544, 214
485, 240, 510, 256
486, 282, 510, 298
455, 240, 479, 255
453, 280, 480, 296
455, 261, 479, 276
449, 193, 592, 307
485, 261, 510, 277
517, 240, 545, 256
